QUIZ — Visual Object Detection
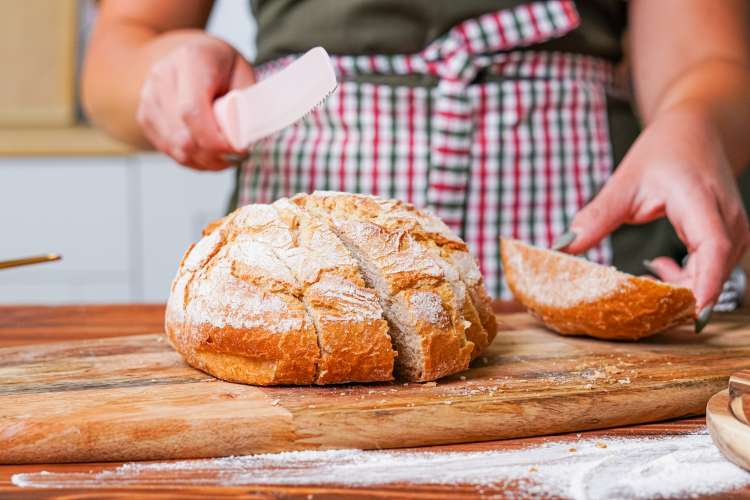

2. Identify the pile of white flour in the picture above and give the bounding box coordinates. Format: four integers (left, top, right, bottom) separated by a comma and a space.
12, 428, 750, 499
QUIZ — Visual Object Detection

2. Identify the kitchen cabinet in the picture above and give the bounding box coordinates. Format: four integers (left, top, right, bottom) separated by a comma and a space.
0, 0, 77, 127
0, 155, 234, 303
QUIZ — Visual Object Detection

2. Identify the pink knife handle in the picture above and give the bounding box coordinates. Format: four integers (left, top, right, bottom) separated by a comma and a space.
213, 90, 244, 151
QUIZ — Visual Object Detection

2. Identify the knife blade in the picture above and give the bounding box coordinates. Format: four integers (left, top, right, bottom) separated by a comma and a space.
213, 46, 338, 151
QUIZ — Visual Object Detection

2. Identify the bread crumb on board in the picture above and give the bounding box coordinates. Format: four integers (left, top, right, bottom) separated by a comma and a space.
596, 441, 608, 449
423, 381, 437, 387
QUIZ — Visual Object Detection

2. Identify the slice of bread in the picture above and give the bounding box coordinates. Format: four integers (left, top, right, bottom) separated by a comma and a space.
270, 199, 395, 384
500, 238, 696, 340
363, 195, 497, 357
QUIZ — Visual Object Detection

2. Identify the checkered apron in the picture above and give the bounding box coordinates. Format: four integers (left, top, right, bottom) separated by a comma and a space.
238, 0, 617, 299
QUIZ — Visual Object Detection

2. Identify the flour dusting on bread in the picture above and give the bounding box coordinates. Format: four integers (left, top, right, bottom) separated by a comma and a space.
409, 291, 447, 325
187, 258, 304, 334
500, 238, 696, 340
166, 192, 496, 385
503, 240, 630, 308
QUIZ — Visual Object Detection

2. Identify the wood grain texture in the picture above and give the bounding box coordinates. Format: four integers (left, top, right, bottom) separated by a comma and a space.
729, 370, 750, 425
3, 310, 750, 464
0, 305, 748, 499
0, 418, 723, 499
708, 390, 750, 472
0, 304, 165, 347
0, 0, 77, 126
0, 126, 133, 156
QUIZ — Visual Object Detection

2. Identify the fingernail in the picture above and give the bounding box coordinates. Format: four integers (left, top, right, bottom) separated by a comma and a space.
552, 230, 578, 251
222, 153, 249, 164
695, 305, 714, 334
642, 259, 657, 275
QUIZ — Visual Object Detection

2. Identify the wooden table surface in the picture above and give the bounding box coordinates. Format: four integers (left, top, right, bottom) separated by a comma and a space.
0, 304, 746, 499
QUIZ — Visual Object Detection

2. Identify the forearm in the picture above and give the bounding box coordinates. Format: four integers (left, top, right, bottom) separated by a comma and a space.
637, 60, 750, 174
82, 26, 213, 149
630, 0, 750, 175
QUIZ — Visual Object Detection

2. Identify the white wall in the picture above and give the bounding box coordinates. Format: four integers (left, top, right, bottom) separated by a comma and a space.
0, 1, 257, 304
207, 0, 257, 61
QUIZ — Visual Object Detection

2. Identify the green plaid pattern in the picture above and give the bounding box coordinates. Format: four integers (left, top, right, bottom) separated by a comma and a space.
238, 1, 616, 298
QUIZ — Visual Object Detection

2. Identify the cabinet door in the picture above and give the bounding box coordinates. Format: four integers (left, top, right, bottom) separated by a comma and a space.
0, 155, 234, 303
0, 156, 133, 302
0, 0, 77, 126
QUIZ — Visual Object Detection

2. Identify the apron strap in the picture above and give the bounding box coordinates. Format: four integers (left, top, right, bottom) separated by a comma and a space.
255, 1, 582, 228
423, 1, 581, 227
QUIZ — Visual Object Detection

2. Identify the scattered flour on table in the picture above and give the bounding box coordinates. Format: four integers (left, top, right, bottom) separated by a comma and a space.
12, 429, 750, 499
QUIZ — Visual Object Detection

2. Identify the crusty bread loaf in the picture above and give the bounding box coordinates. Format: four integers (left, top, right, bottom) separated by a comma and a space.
500, 238, 696, 340
165, 192, 495, 385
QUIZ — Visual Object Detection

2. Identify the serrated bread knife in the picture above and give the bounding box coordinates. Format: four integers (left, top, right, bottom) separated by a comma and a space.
213, 47, 338, 151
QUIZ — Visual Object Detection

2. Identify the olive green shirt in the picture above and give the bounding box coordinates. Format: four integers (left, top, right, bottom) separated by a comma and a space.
252, 0, 627, 64
245, 1, 750, 274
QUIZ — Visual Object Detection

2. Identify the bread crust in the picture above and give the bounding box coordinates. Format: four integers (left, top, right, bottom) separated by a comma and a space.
368, 196, 495, 358
294, 192, 475, 381
271, 199, 395, 384
165, 193, 496, 385
468, 285, 498, 348
500, 238, 696, 340
167, 241, 320, 385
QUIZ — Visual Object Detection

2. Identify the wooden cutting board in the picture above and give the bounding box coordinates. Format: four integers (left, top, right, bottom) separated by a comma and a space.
729, 370, 750, 425
2, 312, 750, 464
708, 389, 750, 472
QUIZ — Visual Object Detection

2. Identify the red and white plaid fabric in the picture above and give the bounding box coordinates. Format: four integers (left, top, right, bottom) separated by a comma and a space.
238, 0, 617, 298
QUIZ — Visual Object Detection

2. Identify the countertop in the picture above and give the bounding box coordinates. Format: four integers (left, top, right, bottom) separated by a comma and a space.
0, 304, 746, 499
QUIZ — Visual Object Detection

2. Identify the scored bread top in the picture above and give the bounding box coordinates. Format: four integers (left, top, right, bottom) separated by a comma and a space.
166, 192, 495, 385
293, 192, 487, 381
370, 195, 498, 355
269, 199, 395, 383
500, 238, 696, 340
167, 215, 321, 385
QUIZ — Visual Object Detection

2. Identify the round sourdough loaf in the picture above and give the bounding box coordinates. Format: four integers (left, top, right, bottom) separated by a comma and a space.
500, 238, 696, 340
165, 192, 497, 385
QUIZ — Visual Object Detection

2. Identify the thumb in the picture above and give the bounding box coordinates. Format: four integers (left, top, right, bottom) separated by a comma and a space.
229, 55, 255, 90
561, 176, 633, 254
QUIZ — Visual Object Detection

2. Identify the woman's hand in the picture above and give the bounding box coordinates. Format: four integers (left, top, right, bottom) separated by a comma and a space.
561, 105, 750, 320
136, 34, 255, 170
